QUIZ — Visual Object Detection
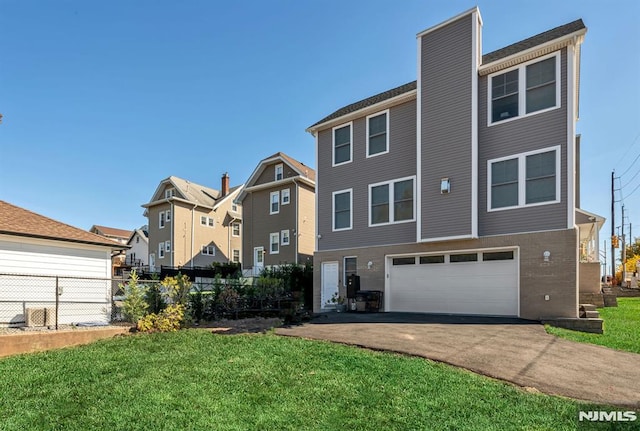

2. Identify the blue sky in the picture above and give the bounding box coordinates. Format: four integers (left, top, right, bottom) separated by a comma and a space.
1, 0, 639, 262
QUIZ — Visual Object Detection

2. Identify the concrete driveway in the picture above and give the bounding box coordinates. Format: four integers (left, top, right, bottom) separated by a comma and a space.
275, 313, 640, 408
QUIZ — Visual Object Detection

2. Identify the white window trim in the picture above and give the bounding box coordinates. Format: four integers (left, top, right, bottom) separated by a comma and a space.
269, 232, 280, 254
165, 240, 171, 253
368, 176, 416, 227
165, 209, 171, 222
165, 188, 175, 198
202, 245, 216, 256
200, 216, 215, 227
487, 51, 561, 127
332, 188, 353, 232
270, 191, 280, 215
332, 121, 353, 167
158, 243, 165, 258
232, 249, 240, 263
275, 163, 284, 181
232, 222, 241, 237
281, 229, 290, 246
487, 145, 561, 212
281, 188, 290, 205
366, 109, 390, 158
159, 212, 165, 229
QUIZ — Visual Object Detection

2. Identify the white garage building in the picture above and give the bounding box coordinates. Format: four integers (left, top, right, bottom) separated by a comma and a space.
0, 200, 124, 326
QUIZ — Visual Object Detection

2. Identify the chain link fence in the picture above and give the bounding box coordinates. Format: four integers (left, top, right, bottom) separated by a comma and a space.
0, 273, 117, 329
2, 270, 312, 328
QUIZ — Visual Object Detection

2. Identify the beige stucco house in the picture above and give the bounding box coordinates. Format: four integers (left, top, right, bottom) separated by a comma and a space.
142, 174, 243, 271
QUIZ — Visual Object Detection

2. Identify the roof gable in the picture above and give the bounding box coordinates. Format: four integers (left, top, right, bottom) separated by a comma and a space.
0, 201, 124, 248
239, 152, 315, 201
146, 176, 222, 208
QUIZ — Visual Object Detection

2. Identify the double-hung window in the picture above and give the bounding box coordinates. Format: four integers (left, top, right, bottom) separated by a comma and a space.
332, 189, 352, 231
270, 191, 280, 214
281, 188, 290, 205
488, 146, 560, 210
270, 233, 280, 254
275, 164, 283, 181
202, 245, 215, 255
366, 110, 389, 157
232, 249, 240, 263
489, 52, 559, 124
159, 212, 165, 229
232, 222, 240, 237
333, 123, 352, 166
158, 243, 165, 258
281, 230, 290, 246
369, 177, 415, 226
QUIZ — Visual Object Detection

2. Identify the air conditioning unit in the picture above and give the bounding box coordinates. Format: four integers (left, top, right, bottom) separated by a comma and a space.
25, 308, 46, 327
25, 307, 56, 327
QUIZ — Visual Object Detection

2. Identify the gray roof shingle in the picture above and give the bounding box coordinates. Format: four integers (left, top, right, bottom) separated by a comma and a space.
482, 19, 585, 64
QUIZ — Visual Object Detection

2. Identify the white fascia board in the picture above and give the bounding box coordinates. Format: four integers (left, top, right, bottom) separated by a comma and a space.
416, 6, 479, 38
239, 177, 314, 199
479, 30, 587, 75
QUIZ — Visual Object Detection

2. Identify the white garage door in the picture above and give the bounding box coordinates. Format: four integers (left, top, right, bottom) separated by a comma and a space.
387, 250, 518, 316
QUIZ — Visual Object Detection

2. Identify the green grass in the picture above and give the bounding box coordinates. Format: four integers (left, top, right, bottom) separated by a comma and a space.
546, 297, 640, 354
0, 331, 619, 431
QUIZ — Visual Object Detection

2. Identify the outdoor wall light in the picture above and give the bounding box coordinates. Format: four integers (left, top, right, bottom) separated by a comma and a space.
367, 261, 373, 269
543, 251, 551, 262
440, 178, 450, 194
317, 234, 322, 239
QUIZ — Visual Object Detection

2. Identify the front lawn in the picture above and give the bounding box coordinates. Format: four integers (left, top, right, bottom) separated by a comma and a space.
546, 297, 640, 354
0, 331, 612, 431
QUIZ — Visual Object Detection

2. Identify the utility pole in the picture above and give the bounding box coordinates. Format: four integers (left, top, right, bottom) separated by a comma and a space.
611, 171, 615, 279
622, 205, 627, 287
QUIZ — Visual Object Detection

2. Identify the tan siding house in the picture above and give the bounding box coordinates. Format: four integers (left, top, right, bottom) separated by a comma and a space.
143, 174, 243, 271
238, 153, 315, 275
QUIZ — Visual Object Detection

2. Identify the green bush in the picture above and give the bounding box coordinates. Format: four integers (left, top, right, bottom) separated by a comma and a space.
120, 270, 148, 323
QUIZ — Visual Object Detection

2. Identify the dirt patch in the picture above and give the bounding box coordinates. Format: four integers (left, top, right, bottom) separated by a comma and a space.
194, 317, 284, 335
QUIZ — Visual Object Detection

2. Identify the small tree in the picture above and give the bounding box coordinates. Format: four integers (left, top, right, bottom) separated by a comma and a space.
120, 270, 148, 323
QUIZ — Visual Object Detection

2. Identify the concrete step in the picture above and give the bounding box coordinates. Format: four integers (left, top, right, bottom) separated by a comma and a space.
582, 310, 600, 319
580, 304, 597, 311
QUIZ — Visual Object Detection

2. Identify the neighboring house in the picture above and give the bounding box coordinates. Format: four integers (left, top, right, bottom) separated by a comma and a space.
237, 152, 316, 275
89, 225, 133, 276
306, 8, 604, 320
142, 173, 243, 271
89, 225, 131, 244
125, 226, 149, 270
0, 200, 125, 326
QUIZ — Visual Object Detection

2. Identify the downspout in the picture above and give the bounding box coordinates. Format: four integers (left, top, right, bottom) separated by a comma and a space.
294, 178, 299, 265
190, 203, 196, 268
170, 201, 175, 267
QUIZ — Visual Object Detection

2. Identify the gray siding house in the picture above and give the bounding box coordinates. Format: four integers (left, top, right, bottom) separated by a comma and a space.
237, 153, 316, 275
307, 7, 603, 320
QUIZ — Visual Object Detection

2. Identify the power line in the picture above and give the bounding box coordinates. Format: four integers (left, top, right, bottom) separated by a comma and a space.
615, 132, 640, 168
619, 151, 640, 178
623, 181, 640, 199
621, 168, 640, 189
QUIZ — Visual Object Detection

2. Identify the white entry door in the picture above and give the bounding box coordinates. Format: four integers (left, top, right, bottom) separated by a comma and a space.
321, 262, 339, 309
253, 247, 264, 275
